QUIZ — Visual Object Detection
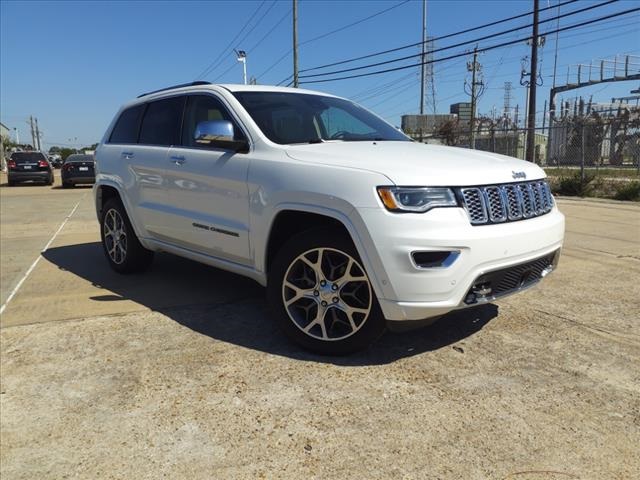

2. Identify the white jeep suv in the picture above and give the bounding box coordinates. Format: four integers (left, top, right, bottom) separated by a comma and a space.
94, 82, 564, 354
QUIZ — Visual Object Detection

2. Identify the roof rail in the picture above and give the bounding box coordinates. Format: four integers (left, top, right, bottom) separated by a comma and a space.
137, 81, 212, 98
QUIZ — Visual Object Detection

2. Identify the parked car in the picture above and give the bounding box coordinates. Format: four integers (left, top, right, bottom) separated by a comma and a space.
7, 151, 54, 186
61, 154, 95, 188
94, 82, 565, 354
48, 154, 63, 168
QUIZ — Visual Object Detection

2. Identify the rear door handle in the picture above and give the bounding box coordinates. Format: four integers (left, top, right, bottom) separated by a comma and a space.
121, 151, 134, 159
170, 155, 186, 165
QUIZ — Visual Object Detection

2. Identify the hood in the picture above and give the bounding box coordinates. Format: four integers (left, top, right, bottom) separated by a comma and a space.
285, 141, 545, 186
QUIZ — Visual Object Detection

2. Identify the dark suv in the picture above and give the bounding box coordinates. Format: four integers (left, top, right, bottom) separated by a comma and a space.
7, 151, 54, 186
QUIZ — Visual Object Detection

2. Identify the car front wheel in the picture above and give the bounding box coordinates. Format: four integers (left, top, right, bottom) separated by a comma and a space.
267, 228, 385, 355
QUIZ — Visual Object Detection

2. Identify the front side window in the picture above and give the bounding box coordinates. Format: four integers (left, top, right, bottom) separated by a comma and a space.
109, 104, 144, 144
181, 95, 246, 148
232, 91, 409, 145
139, 96, 185, 146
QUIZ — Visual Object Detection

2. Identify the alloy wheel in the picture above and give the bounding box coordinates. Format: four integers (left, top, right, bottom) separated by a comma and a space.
282, 248, 372, 341
103, 208, 128, 265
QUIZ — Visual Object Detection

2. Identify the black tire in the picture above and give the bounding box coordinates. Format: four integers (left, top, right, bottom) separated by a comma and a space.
47, 175, 54, 186
7, 179, 16, 186
100, 197, 154, 273
62, 181, 72, 188
267, 227, 385, 355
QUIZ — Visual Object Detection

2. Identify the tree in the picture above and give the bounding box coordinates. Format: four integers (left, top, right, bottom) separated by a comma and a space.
436, 118, 461, 146
60, 148, 78, 161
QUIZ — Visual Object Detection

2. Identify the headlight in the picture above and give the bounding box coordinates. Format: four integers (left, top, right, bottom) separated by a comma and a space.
377, 186, 458, 213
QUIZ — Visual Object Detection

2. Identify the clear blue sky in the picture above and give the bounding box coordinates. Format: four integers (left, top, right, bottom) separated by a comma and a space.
1, 0, 638, 149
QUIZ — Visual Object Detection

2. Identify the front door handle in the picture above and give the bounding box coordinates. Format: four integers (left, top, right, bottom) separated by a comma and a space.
121, 151, 134, 159
170, 155, 186, 165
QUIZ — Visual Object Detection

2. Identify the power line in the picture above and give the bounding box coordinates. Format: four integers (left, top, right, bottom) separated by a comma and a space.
195, 0, 269, 79
299, 6, 640, 85
299, 0, 618, 80
299, 0, 581, 74
301, 0, 410, 47
262, 0, 412, 84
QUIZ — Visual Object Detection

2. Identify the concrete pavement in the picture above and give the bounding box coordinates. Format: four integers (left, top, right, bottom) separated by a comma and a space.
1, 177, 639, 479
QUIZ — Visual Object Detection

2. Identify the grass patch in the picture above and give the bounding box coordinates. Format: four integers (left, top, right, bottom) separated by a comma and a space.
544, 167, 639, 179
613, 181, 640, 201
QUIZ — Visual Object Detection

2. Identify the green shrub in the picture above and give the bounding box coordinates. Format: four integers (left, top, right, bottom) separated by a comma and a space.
555, 172, 597, 197
613, 181, 640, 201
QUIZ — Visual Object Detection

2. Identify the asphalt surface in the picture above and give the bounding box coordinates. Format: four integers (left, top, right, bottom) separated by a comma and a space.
1, 172, 639, 479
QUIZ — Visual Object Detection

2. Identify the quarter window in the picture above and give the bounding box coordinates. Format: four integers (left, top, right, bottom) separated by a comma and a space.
139, 96, 185, 146
181, 95, 246, 148
109, 104, 145, 144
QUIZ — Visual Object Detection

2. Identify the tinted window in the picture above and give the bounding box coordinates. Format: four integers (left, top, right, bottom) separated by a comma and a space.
10, 152, 46, 163
65, 154, 94, 163
181, 95, 246, 148
232, 91, 409, 145
139, 96, 185, 146
109, 104, 144, 144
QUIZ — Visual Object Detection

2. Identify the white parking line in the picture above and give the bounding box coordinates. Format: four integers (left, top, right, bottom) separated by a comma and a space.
0, 195, 85, 316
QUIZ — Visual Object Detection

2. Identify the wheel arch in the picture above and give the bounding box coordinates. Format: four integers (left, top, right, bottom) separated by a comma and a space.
261, 205, 387, 299
94, 181, 151, 248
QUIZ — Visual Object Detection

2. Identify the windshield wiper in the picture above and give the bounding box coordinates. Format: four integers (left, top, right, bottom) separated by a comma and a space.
307, 138, 324, 144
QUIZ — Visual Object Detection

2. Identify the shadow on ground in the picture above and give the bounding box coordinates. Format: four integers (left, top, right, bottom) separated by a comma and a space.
43, 242, 498, 365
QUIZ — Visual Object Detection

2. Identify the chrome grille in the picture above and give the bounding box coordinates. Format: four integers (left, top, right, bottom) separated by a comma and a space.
459, 180, 554, 225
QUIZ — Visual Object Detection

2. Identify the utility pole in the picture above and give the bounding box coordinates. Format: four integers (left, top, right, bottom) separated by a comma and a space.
465, 47, 484, 149
293, 0, 299, 88
29, 116, 36, 150
420, 0, 426, 115
526, 0, 540, 162
35, 118, 41, 151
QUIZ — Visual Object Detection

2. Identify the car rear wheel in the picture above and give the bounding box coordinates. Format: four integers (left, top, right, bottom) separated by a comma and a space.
100, 198, 154, 273
267, 228, 385, 355
62, 181, 72, 188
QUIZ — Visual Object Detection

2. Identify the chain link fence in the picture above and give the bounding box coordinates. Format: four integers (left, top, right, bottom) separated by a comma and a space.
409, 108, 640, 200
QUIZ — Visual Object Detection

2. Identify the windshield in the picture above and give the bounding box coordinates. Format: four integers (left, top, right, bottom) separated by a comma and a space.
232, 91, 410, 145
10, 152, 46, 163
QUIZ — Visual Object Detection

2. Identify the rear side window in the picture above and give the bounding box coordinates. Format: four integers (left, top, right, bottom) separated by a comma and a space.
109, 104, 144, 144
139, 96, 185, 146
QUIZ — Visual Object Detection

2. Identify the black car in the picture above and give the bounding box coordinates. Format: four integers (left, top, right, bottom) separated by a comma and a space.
61, 154, 96, 188
7, 151, 54, 186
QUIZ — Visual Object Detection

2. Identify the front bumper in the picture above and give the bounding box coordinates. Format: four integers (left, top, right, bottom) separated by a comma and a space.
350, 205, 565, 321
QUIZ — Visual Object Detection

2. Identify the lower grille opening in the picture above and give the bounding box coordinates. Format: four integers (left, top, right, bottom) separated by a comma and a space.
464, 250, 558, 304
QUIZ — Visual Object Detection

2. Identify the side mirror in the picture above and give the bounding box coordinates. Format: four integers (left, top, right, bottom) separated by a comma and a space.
194, 120, 248, 152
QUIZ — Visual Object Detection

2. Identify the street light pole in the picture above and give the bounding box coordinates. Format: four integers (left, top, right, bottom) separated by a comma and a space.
235, 50, 247, 85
